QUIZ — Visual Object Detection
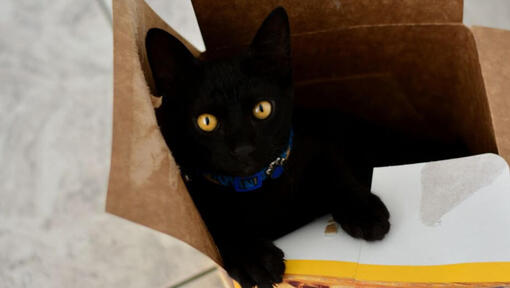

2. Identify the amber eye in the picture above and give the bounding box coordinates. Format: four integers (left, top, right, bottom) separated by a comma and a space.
196, 113, 218, 132
253, 100, 272, 120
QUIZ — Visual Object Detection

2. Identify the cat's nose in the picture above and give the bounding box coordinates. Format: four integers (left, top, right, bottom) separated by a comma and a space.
233, 144, 255, 156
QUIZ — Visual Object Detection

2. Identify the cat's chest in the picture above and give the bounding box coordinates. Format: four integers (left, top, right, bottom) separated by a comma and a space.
193, 173, 293, 209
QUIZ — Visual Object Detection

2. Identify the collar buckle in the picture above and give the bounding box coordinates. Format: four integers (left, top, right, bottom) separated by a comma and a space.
265, 156, 287, 177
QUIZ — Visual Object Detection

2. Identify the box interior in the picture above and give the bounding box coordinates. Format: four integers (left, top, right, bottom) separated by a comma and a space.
291, 25, 497, 162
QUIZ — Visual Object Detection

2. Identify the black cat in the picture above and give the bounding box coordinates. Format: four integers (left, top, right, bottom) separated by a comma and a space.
146, 7, 390, 288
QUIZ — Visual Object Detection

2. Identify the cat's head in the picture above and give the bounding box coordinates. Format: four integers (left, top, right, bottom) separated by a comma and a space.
146, 7, 292, 177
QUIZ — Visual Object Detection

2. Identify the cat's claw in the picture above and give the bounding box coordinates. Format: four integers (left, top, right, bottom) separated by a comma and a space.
333, 192, 390, 241
223, 240, 285, 288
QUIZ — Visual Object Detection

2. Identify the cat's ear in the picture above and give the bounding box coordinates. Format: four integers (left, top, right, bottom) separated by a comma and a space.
145, 28, 196, 97
246, 7, 291, 80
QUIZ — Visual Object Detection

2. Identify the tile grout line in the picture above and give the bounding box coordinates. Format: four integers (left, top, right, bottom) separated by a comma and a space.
167, 266, 219, 288
94, 0, 113, 27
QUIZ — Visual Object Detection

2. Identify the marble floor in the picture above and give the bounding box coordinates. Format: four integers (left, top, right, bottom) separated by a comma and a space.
1, 0, 509, 287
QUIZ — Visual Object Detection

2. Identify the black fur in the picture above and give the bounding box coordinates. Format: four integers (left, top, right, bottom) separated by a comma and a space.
146, 7, 390, 288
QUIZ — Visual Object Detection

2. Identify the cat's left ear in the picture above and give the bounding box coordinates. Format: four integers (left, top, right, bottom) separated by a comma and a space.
145, 28, 196, 97
245, 7, 291, 80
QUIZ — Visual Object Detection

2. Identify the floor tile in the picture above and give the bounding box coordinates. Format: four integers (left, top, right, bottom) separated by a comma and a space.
464, 0, 510, 30
0, 0, 218, 287
99, 0, 204, 50
144, 0, 205, 51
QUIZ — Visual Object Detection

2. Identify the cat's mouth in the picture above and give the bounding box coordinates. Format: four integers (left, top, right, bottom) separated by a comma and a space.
234, 152, 281, 176
211, 131, 292, 177
230, 150, 263, 175
226, 154, 271, 176
235, 160, 261, 176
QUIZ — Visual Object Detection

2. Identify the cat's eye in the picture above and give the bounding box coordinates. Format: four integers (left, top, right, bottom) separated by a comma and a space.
253, 100, 272, 120
197, 113, 218, 132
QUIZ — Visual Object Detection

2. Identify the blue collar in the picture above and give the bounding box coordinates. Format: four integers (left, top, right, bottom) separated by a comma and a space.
201, 129, 293, 192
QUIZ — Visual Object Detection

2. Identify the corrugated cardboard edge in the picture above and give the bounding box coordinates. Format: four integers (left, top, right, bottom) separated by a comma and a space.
107, 0, 221, 264
191, 0, 463, 51
472, 27, 510, 163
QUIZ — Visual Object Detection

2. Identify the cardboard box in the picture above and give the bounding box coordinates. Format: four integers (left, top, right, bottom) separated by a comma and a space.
106, 0, 510, 269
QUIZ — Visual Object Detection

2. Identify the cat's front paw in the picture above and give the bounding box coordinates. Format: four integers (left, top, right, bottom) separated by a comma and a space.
333, 192, 390, 241
222, 240, 285, 288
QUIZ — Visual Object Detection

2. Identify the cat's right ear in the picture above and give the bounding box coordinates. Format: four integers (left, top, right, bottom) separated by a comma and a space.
145, 28, 196, 97
245, 7, 291, 81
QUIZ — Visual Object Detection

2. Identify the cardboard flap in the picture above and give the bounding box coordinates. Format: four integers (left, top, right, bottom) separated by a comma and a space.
107, 0, 220, 263
191, 0, 463, 51
292, 24, 497, 156
472, 27, 510, 163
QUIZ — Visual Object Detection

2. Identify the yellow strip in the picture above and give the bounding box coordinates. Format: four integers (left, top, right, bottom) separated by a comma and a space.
232, 261, 356, 288
285, 259, 358, 279
285, 260, 510, 283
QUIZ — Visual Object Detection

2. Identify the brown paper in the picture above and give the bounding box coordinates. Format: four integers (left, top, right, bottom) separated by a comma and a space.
107, 0, 220, 263
107, 0, 510, 264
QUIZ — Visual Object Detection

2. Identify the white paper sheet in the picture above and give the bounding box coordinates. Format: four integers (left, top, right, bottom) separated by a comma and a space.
276, 153, 510, 266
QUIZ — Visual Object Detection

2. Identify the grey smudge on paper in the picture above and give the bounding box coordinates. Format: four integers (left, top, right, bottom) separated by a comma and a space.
420, 154, 507, 226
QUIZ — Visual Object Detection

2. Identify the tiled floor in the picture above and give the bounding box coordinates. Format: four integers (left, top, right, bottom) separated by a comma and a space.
0, 0, 223, 287
1, 0, 509, 287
